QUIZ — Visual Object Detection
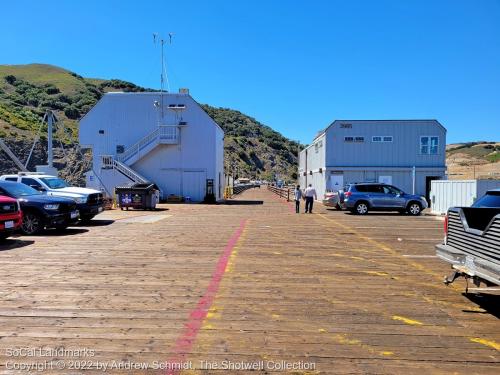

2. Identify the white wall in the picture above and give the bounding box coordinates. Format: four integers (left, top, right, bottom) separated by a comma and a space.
298, 133, 326, 196
431, 179, 500, 214
79, 92, 224, 201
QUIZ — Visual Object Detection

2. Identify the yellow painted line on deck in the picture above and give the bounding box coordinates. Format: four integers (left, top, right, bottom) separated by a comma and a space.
469, 338, 500, 351
392, 315, 424, 326
317, 214, 460, 288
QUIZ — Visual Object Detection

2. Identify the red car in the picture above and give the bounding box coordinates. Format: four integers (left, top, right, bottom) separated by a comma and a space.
0, 195, 22, 240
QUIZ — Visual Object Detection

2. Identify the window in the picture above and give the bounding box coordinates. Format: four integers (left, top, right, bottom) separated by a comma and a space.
314, 140, 322, 153
420, 136, 439, 154
382, 185, 401, 195
430, 136, 439, 154
21, 178, 41, 188
372, 136, 392, 143
98, 130, 104, 134
345, 136, 364, 143
367, 185, 383, 193
355, 184, 382, 193
340, 123, 352, 129
40, 178, 69, 189
5, 177, 17, 182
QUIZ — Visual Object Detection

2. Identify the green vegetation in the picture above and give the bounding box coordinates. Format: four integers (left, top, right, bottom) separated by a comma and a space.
0, 64, 149, 141
486, 152, 500, 163
0, 64, 301, 180
447, 142, 500, 164
202, 105, 300, 180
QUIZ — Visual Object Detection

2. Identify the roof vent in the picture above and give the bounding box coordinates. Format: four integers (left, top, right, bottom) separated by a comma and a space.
179, 88, 189, 94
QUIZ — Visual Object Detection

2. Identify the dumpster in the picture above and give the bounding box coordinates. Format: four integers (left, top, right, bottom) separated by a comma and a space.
115, 183, 159, 210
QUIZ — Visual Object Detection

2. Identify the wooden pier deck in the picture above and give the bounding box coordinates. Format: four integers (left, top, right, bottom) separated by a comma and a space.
0, 187, 498, 374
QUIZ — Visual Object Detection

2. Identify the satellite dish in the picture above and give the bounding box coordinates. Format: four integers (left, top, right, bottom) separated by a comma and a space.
153, 100, 160, 108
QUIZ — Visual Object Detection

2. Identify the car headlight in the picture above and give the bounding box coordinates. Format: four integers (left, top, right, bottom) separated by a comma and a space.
74, 196, 87, 204
43, 204, 60, 210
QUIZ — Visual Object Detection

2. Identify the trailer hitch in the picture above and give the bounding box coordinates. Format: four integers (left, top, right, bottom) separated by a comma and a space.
443, 270, 460, 285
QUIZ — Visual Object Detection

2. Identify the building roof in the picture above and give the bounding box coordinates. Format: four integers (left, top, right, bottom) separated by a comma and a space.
312, 119, 446, 141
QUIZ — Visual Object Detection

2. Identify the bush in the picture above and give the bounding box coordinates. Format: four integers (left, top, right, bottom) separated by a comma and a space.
57, 94, 72, 104
45, 86, 60, 95
64, 106, 80, 119
4, 75, 16, 84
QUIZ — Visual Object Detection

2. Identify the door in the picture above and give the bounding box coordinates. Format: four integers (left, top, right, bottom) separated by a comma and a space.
160, 170, 181, 198
381, 185, 406, 208
330, 174, 344, 191
182, 171, 206, 202
365, 184, 386, 207
425, 176, 440, 206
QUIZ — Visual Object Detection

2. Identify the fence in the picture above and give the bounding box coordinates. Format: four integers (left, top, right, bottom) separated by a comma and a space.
224, 184, 259, 199
267, 185, 292, 201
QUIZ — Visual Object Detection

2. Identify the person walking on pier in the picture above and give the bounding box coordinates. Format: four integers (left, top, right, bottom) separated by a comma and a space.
304, 184, 317, 213
294, 185, 303, 213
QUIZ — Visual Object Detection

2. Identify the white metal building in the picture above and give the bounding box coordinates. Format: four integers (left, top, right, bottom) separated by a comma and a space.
299, 120, 447, 200
79, 91, 225, 202
430, 179, 500, 214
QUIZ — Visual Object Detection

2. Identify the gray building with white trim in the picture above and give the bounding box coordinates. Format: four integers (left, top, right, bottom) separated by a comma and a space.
298, 120, 447, 200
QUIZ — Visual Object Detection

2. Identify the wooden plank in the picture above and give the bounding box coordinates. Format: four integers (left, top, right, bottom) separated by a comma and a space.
0, 188, 498, 374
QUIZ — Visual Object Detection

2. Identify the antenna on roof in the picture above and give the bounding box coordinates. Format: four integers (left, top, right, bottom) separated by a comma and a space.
153, 32, 173, 119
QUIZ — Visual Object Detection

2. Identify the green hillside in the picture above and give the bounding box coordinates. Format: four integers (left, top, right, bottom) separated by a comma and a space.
0, 64, 299, 181
447, 142, 500, 163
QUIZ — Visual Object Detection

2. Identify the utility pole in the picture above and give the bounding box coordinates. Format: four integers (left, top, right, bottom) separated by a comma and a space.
47, 111, 54, 168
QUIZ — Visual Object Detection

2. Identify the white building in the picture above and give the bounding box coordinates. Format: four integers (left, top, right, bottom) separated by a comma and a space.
79, 91, 225, 202
299, 120, 447, 200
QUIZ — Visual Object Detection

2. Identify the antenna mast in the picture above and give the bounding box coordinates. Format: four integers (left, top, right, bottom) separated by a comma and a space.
153, 33, 173, 119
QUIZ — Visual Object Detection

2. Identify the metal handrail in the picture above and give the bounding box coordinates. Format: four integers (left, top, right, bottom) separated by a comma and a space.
101, 155, 147, 183
267, 184, 292, 201
118, 126, 179, 163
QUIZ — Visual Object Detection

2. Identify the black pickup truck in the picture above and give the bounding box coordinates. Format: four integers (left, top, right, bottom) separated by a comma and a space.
436, 188, 500, 290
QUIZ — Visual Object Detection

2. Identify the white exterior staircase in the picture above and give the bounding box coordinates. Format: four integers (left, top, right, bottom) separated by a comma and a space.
99, 125, 179, 196
117, 125, 179, 166
100, 155, 148, 184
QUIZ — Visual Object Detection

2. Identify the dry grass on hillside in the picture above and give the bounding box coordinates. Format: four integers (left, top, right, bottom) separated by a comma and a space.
447, 142, 500, 180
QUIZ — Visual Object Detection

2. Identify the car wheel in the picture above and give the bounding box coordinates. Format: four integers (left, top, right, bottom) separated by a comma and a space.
355, 202, 369, 215
21, 212, 43, 235
0, 233, 10, 241
407, 202, 422, 216
335, 203, 342, 210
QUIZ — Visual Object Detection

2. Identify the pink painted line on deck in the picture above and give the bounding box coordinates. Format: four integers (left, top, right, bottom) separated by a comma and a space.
164, 219, 247, 374
269, 193, 295, 213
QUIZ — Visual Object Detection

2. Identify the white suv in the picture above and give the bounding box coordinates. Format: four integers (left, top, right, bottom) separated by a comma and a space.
0, 173, 104, 222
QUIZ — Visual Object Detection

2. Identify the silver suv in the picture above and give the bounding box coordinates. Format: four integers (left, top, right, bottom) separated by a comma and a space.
343, 183, 428, 215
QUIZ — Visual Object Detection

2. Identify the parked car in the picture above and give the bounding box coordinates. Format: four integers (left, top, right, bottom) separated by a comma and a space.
343, 183, 428, 215
436, 188, 500, 289
0, 173, 104, 222
0, 181, 79, 235
322, 190, 344, 210
0, 195, 22, 240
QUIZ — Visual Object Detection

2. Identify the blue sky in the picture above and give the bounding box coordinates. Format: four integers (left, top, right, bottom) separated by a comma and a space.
1, 0, 499, 144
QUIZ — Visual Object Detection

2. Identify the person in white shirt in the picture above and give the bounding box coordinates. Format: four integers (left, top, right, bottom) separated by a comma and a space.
294, 185, 302, 214
304, 184, 317, 213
